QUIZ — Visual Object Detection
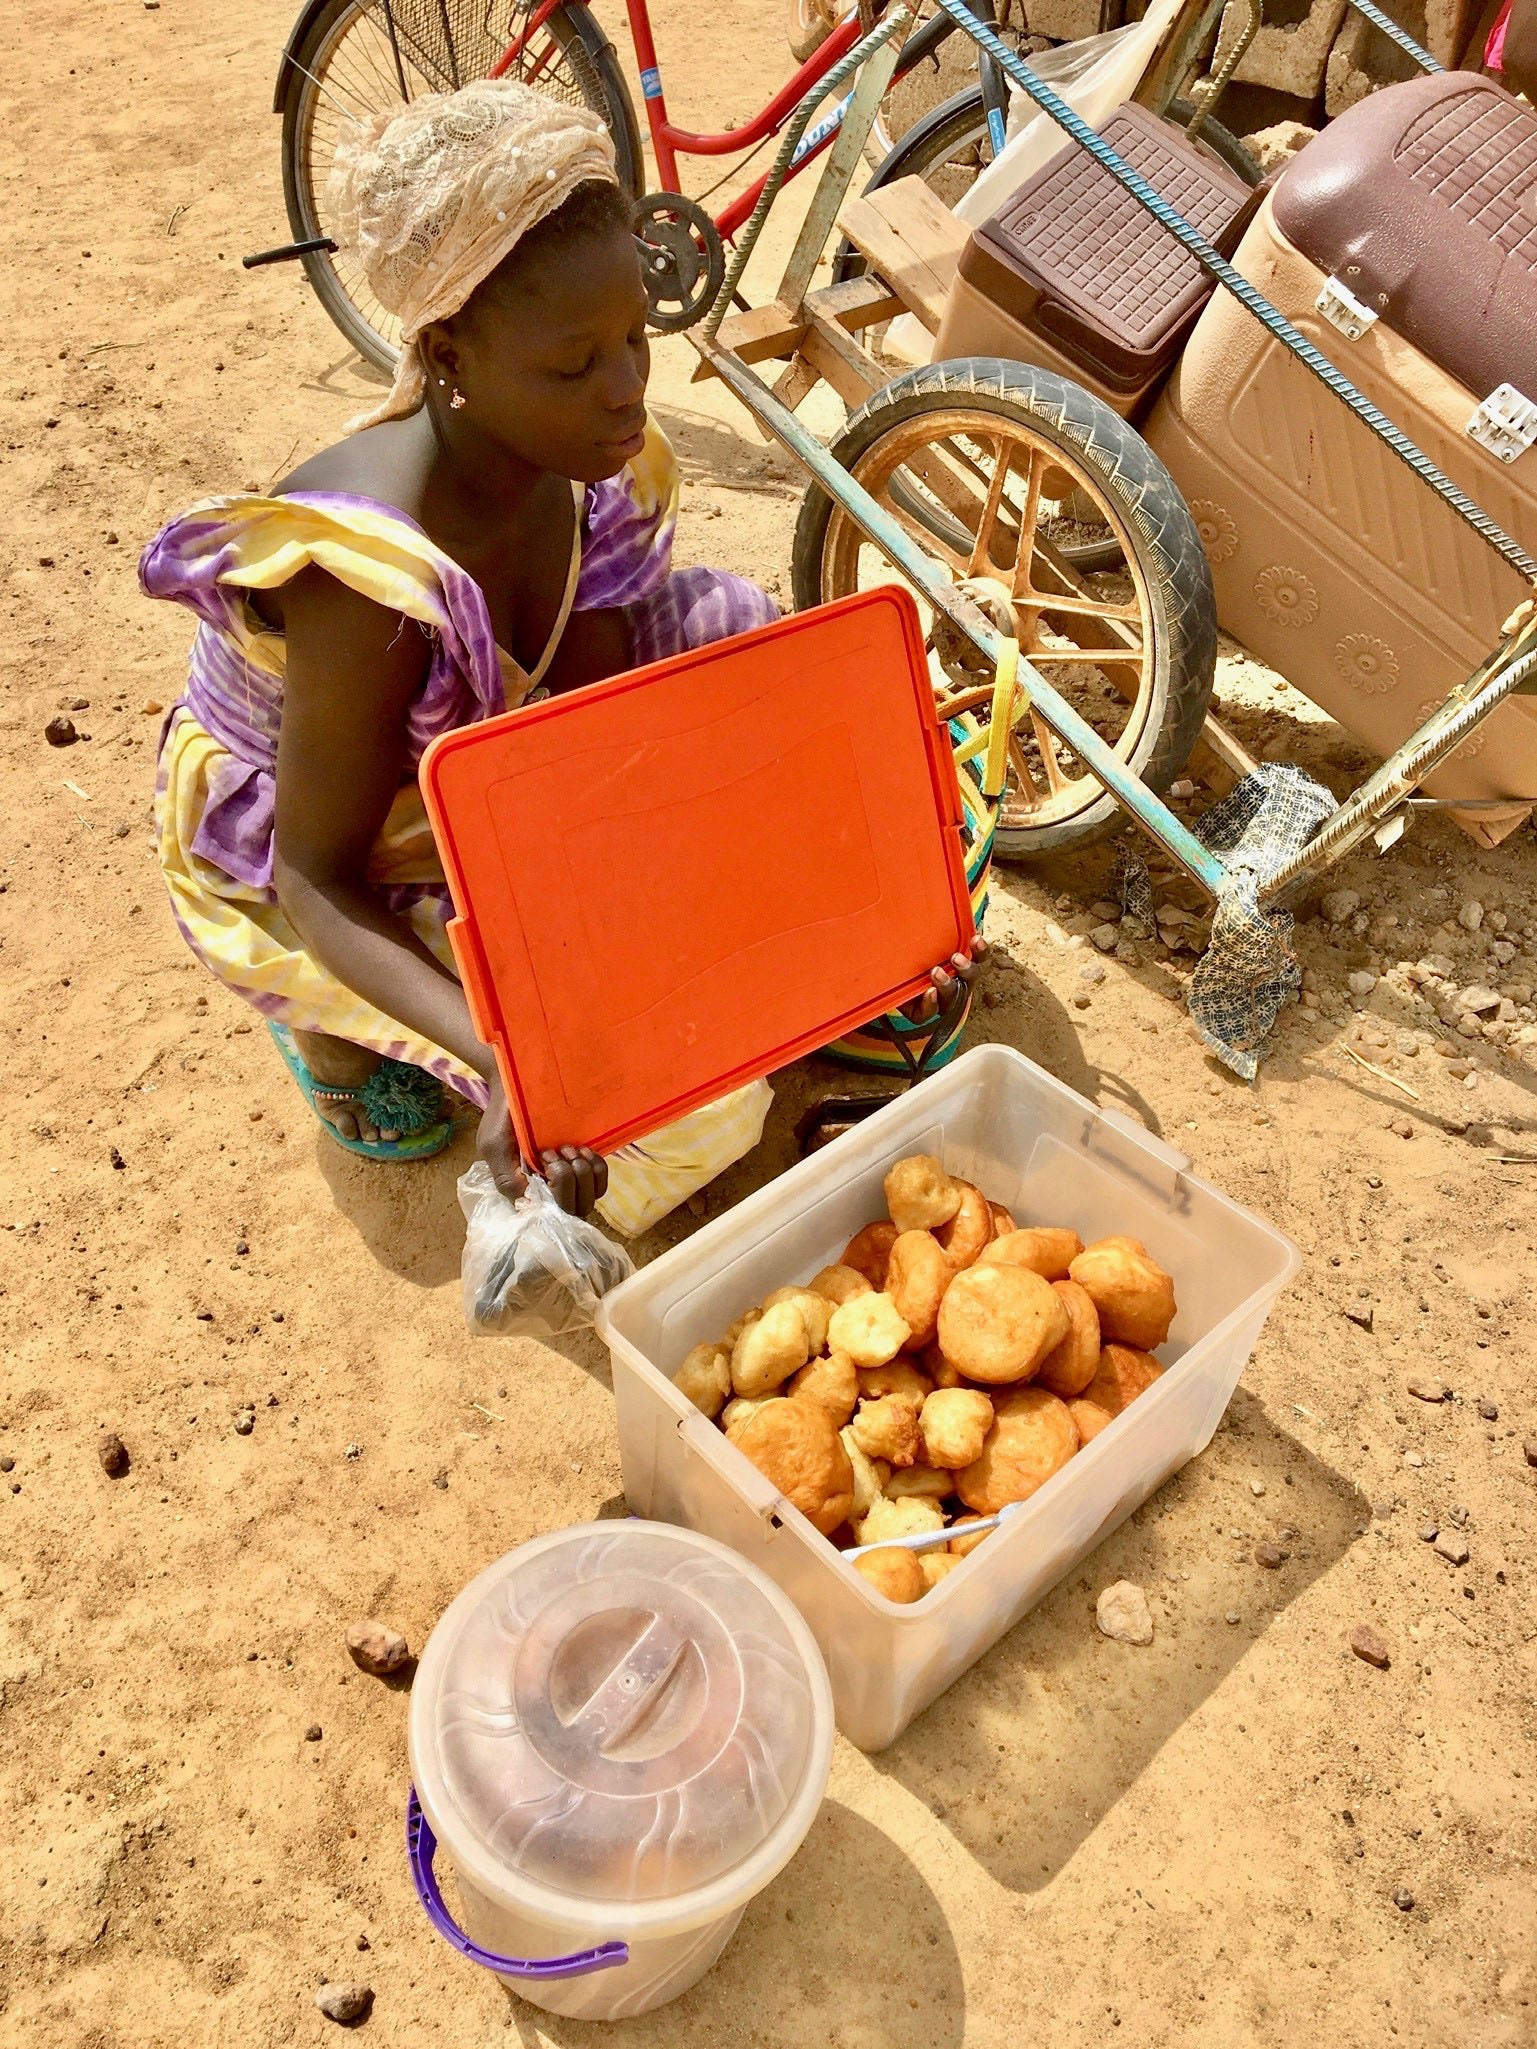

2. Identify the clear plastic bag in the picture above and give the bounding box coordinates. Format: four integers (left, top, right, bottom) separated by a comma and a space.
458, 1161, 635, 1338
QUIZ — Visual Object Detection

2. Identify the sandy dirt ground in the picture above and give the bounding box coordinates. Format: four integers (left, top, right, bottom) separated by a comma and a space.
3, 3, 1536, 2045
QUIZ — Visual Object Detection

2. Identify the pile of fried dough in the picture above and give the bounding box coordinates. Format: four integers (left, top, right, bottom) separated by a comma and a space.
672, 1154, 1178, 1603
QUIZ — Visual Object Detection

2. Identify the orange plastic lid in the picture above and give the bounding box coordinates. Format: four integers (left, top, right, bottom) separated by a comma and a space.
421, 589, 975, 1161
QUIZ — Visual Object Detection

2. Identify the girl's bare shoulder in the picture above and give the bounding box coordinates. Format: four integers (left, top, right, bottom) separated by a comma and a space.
274, 416, 431, 519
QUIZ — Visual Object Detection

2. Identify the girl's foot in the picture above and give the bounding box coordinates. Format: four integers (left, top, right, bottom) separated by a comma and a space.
267, 1024, 453, 1163
292, 1030, 400, 1144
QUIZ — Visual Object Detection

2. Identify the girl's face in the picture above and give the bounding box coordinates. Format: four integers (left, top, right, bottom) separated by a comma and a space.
448, 226, 652, 483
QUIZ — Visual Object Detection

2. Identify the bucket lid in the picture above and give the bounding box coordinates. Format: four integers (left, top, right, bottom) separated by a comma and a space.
408, 1522, 832, 1915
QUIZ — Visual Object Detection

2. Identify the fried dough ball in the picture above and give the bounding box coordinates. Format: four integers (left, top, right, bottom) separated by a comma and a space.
1068, 1239, 1177, 1350
1032, 1279, 1102, 1399
729, 1397, 854, 1537
919, 1386, 995, 1469
787, 1348, 859, 1428
988, 1202, 1017, 1237
840, 1427, 892, 1522
937, 1262, 1070, 1385
918, 1341, 968, 1390
852, 1546, 926, 1604
674, 1342, 731, 1419
920, 1553, 961, 1591
934, 1181, 994, 1270
883, 1462, 952, 1500
760, 1284, 831, 1357
841, 1222, 898, 1291
1080, 1342, 1165, 1416
848, 1393, 922, 1468
807, 1263, 874, 1309
885, 1229, 953, 1348
884, 1154, 963, 1233
721, 1394, 780, 1432
731, 1298, 812, 1397
854, 1493, 945, 1548
827, 1292, 910, 1368
980, 1226, 1084, 1282
721, 1308, 760, 1350
955, 1384, 1080, 1516
1068, 1397, 1113, 1443
948, 1522, 994, 1558
857, 1360, 932, 1406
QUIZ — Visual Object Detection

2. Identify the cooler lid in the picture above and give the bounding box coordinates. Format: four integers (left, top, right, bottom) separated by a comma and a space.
407, 1522, 829, 1908
421, 588, 973, 1160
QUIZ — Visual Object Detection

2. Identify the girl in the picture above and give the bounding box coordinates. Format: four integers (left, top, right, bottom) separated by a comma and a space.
143, 80, 977, 1236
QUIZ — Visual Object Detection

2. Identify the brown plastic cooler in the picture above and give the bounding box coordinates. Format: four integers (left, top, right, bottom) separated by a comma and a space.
1144, 73, 1537, 843
934, 103, 1259, 419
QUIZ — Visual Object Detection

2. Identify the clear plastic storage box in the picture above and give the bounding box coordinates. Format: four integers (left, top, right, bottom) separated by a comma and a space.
599, 1046, 1300, 1752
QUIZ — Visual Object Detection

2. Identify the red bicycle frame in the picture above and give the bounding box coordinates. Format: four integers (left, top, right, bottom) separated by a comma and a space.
494, 0, 868, 238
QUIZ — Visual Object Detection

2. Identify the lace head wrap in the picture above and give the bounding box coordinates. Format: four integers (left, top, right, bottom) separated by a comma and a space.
327, 77, 619, 432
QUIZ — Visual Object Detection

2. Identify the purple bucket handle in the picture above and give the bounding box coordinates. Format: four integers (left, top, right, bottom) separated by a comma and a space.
407, 1788, 629, 1981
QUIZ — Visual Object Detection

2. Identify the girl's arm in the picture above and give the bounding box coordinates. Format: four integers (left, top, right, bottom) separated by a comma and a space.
270, 567, 527, 1190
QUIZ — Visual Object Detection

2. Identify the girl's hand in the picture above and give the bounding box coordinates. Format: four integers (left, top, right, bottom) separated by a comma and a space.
476, 1071, 529, 1201
477, 1074, 610, 1219
902, 935, 989, 1025
538, 1145, 610, 1221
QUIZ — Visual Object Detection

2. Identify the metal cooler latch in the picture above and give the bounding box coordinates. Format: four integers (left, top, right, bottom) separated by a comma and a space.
1315, 274, 1378, 341
1466, 384, 1537, 465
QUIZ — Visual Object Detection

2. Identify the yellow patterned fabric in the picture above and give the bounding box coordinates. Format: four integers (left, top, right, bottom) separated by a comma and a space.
147, 481, 774, 1238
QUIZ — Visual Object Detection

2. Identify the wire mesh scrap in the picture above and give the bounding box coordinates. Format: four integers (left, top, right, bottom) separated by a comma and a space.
1118, 765, 1336, 1079
1186, 765, 1337, 1079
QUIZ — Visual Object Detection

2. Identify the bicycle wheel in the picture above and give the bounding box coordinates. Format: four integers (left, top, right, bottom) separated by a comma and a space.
281, 0, 643, 371
791, 359, 1216, 858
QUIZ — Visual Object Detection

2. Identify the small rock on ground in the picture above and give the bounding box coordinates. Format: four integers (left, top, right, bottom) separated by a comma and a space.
1522, 1438, 1537, 1468
1407, 1378, 1449, 1402
233, 1408, 255, 1436
98, 1431, 129, 1477
304, 1723, 323, 1742
1477, 1399, 1498, 1421
45, 715, 79, 747
1418, 1522, 1438, 1543
1095, 1580, 1154, 1646
1392, 1886, 1415, 1911
1254, 1543, 1286, 1570
1350, 1625, 1391, 1668
1344, 1301, 1375, 1332
315, 1983, 373, 2023
1433, 1533, 1469, 1566
345, 1620, 410, 1677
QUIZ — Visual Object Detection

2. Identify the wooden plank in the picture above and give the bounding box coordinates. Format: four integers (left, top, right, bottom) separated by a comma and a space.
690, 276, 903, 384
835, 175, 969, 334
798, 313, 887, 407
770, 352, 823, 414
1187, 713, 1260, 798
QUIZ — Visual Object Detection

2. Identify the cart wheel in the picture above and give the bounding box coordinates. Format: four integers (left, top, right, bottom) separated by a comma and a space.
791, 359, 1216, 858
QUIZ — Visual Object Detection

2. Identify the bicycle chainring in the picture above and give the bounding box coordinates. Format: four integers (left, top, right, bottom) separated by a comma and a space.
634, 192, 726, 334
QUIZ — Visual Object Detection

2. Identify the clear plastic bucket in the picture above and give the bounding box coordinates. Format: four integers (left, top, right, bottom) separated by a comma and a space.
406, 1521, 834, 2019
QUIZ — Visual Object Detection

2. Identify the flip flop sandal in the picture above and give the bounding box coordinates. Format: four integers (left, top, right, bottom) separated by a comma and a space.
267, 1022, 454, 1162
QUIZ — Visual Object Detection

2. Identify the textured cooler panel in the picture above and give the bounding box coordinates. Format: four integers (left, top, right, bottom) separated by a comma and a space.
983, 105, 1251, 350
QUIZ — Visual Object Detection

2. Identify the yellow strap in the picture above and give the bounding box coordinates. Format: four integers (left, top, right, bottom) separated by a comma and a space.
982, 638, 1024, 801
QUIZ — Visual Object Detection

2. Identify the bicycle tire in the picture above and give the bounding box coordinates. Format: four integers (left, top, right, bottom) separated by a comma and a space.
281, 0, 643, 372
790, 358, 1216, 858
